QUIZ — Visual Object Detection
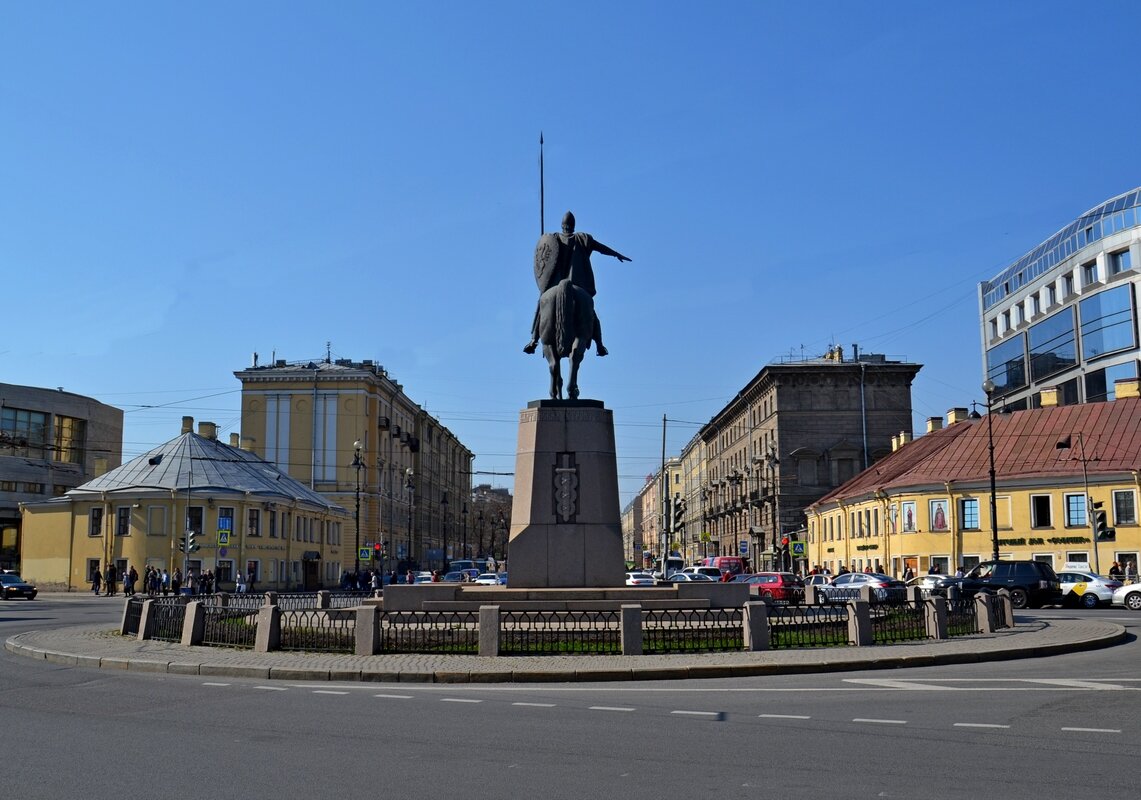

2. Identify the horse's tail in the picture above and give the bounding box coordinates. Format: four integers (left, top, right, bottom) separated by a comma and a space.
554, 280, 574, 356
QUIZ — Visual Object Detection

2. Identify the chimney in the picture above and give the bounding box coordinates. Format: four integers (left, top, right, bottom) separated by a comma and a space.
891, 434, 900, 452
198, 421, 218, 440
947, 407, 969, 425
852, 343, 859, 362
926, 416, 944, 433
229, 433, 240, 448
181, 416, 194, 434
1114, 377, 1141, 399
1039, 387, 1059, 407
899, 431, 913, 446
240, 437, 257, 453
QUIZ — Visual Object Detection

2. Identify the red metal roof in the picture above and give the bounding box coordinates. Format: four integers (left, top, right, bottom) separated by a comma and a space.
812, 397, 1141, 507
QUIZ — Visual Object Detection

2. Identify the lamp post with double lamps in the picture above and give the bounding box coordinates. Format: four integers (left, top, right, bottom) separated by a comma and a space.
352, 440, 364, 574
404, 468, 415, 571
982, 381, 1000, 561
440, 492, 449, 571
461, 502, 468, 560
1056, 432, 1100, 574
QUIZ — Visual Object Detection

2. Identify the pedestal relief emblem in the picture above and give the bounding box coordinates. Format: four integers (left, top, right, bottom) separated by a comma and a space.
553, 452, 578, 523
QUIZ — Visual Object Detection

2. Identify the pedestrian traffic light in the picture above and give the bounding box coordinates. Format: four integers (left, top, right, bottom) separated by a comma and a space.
373, 542, 382, 558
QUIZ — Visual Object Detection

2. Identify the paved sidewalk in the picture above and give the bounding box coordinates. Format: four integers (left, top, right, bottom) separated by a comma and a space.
4, 615, 1126, 683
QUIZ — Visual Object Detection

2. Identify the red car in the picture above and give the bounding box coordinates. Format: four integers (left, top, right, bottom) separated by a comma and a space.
732, 572, 804, 603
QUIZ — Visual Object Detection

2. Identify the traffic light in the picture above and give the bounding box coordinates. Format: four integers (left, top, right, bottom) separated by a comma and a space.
187, 529, 201, 553
672, 496, 686, 534
780, 536, 790, 570
177, 538, 186, 553
373, 542, 383, 559
1093, 502, 1116, 541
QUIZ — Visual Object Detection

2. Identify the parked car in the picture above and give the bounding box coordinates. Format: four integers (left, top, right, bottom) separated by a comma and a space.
818, 572, 906, 602
803, 574, 832, 588
441, 571, 466, 583
667, 572, 715, 582
1057, 571, 1122, 608
940, 560, 1062, 609
625, 572, 656, 587
1111, 582, 1141, 611
738, 572, 804, 603
681, 566, 724, 580
412, 571, 435, 584
473, 573, 500, 585
0, 572, 37, 600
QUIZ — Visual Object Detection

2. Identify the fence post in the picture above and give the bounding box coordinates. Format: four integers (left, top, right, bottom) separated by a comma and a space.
743, 601, 770, 651
254, 605, 281, 652
847, 599, 873, 645
924, 596, 948, 640
478, 605, 500, 656
181, 600, 205, 646
218, 592, 230, 608
119, 598, 136, 635
907, 585, 924, 604
974, 592, 996, 633
263, 591, 278, 606
316, 590, 331, 609
804, 585, 820, 605
996, 589, 1014, 628
620, 604, 643, 655
859, 585, 875, 604
137, 599, 155, 641
355, 605, 380, 656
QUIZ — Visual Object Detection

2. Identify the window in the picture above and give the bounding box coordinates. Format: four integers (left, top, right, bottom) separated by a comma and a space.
248, 509, 261, 537
89, 508, 104, 537
1109, 249, 1132, 275
1, 407, 48, 458
1064, 493, 1087, 527
146, 507, 166, 536
116, 507, 131, 536
1030, 495, 1052, 528
53, 415, 86, 464
989, 319, 999, 340
218, 507, 234, 542
1013, 303, 1024, 325
959, 498, 979, 530
1082, 261, 1098, 286
1079, 285, 1135, 360
268, 510, 277, 538
1030, 293, 1040, 317
1113, 490, 1136, 525
797, 457, 818, 486
1002, 310, 1011, 332
1085, 361, 1137, 402
1028, 309, 1077, 381
1063, 274, 1074, 296
1046, 284, 1057, 307
187, 506, 203, 535
986, 334, 1028, 394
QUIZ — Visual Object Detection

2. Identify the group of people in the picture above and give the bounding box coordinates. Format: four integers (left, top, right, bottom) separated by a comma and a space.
340, 569, 390, 592
1109, 561, 1137, 581
89, 565, 257, 596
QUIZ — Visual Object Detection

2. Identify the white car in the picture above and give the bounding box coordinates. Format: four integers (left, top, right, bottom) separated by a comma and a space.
681, 566, 724, 580
625, 572, 656, 587
472, 573, 500, 585
1057, 571, 1122, 608
1111, 582, 1141, 611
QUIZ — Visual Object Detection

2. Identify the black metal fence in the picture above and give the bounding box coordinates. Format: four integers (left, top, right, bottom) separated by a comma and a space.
947, 596, 981, 635
330, 591, 374, 609
279, 609, 355, 653
870, 599, 929, 643
642, 608, 743, 654
149, 595, 190, 642
500, 610, 622, 655
202, 606, 258, 649
768, 604, 851, 649
380, 610, 480, 654
122, 597, 144, 636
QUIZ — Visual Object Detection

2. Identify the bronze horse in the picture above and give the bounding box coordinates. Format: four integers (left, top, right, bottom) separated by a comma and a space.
536, 277, 594, 399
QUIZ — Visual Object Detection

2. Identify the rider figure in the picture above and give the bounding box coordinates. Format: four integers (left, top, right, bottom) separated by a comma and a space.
524, 211, 630, 356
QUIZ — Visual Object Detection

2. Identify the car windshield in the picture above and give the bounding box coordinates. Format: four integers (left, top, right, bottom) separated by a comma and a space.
0, 574, 24, 584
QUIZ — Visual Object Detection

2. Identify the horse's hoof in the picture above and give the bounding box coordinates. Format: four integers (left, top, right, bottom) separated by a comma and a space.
596, 344, 608, 357
523, 341, 537, 354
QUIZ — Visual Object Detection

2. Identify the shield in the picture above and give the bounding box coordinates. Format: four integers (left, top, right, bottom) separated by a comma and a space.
533, 233, 566, 293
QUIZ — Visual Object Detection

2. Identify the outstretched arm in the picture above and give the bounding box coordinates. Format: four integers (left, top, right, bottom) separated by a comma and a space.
591, 240, 631, 262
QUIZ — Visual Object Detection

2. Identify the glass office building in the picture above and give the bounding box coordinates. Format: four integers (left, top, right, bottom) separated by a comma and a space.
979, 188, 1141, 409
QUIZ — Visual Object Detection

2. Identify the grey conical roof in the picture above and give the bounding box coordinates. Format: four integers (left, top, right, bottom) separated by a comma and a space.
68, 432, 345, 512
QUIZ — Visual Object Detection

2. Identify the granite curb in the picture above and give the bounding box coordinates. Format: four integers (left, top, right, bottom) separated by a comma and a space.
3, 618, 1127, 683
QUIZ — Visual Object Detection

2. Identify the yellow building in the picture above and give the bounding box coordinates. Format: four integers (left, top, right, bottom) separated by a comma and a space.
806, 384, 1141, 578
20, 418, 350, 591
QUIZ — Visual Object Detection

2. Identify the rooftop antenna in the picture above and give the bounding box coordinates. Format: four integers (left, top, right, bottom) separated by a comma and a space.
326, 341, 332, 364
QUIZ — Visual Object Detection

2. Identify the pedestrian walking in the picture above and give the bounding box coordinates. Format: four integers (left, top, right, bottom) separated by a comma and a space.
91, 568, 102, 596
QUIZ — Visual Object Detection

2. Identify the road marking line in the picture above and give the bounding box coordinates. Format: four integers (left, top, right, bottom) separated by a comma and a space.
440, 698, 482, 704
853, 718, 906, 725
671, 710, 721, 717
253, 685, 288, 691
512, 702, 556, 708
759, 714, 811, 720
844, 679, 955, 690
953, 723, 1010, 729
374, 694, 414, 699
1025, 679, 1125, 690
202, 682, 231, 687
1061, 727, 1121, 733
313, 690, 349, 695
590, 706, 636, 712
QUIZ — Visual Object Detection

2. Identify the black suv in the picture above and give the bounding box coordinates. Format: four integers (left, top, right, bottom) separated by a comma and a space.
939, 560, 1061, 609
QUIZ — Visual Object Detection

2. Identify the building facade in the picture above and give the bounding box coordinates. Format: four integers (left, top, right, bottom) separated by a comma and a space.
234, 356, 474, 572
806, 383, 1141, 578
1, 383, 123, 571
20, 417, 350, 591
699, 350, 921, 571
980, 187, 1141, 411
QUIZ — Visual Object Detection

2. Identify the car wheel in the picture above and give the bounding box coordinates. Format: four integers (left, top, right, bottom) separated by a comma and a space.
1009, 588, 1029, 609
1124, 592, 1141, 611
1080, 592, 1100, 609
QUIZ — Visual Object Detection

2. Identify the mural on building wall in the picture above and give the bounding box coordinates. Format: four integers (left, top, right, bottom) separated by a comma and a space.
888, 504, 898, 534
901, 501, 916, 532
929, 499, 949, 531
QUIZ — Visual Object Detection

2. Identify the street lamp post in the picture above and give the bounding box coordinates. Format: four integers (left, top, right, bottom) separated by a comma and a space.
352, 440, 363, 574
476, 508, 484, 557
440, 492, 449, 571
461, 502, 468, 560
404, 468, 415, 570
1056, 432, 1100, 574
982, 381, 1000, 562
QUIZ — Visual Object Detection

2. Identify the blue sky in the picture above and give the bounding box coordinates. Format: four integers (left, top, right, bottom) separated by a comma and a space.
4, 2, 1141, 506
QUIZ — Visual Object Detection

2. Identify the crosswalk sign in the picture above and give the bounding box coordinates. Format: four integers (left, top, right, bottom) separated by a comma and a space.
791, 541, 806, 557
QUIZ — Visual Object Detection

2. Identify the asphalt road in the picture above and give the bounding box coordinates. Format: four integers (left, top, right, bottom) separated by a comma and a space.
2, 598, 1138, 799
